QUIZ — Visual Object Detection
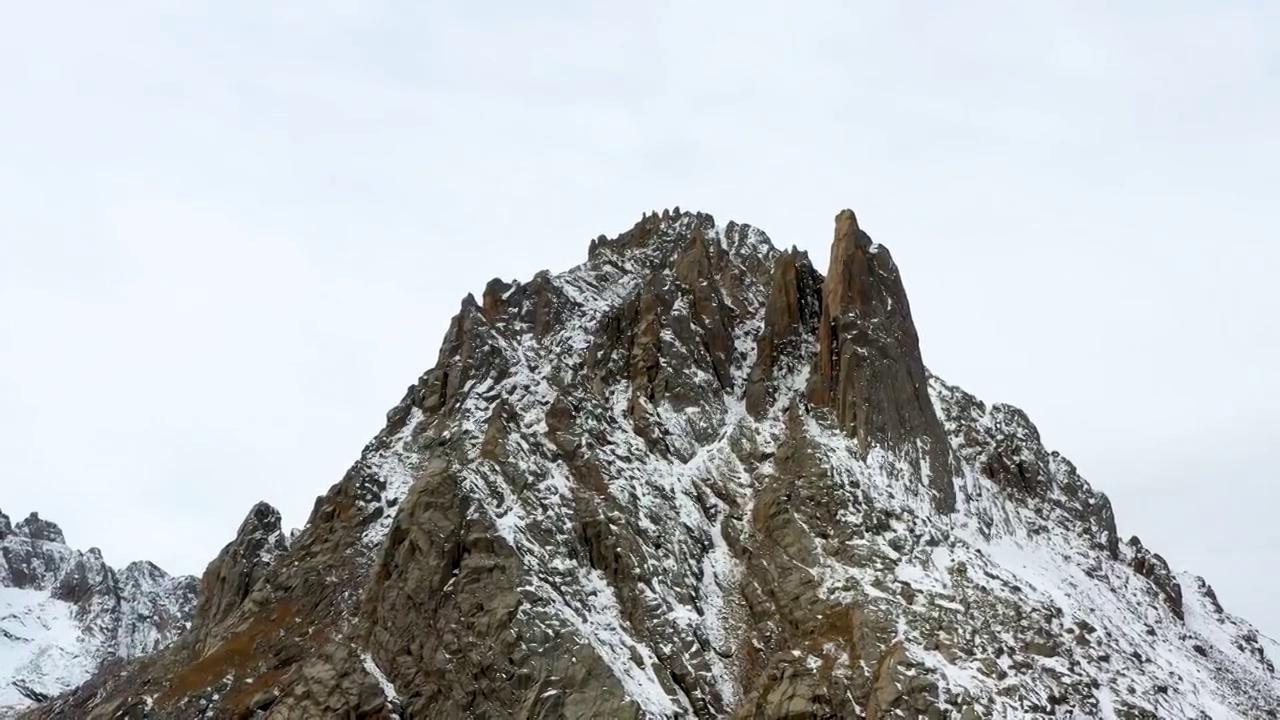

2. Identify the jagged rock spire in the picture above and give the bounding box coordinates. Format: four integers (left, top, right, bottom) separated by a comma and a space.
191, 501, 289, 648
26, 208, 1280, 720
808, 209, 956, 512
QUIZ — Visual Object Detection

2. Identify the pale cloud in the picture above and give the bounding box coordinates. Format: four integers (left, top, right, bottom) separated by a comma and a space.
1, 1, 1277, 637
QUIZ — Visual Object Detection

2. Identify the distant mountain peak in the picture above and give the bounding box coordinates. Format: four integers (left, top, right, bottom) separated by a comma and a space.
0, 508, 196, 712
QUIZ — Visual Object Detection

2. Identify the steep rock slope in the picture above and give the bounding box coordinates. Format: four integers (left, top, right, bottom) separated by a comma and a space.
28, 209, 1280, 719
0, 509, 196, 714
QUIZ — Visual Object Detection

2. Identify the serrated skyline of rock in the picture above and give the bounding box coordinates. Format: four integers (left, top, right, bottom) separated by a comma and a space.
22, 208, 1280, 719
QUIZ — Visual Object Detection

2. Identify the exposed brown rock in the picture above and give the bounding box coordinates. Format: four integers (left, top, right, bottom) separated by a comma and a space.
746, 249, 823, 417
809, 210, 955, 512
479, 277, 514, 321
1126, 536, 1184, 621
521, 270, 565, 338
1189, 574, 1225, 615
627, 276, 666, 422
674, 226, 736, 391
191, 502, 289, 651
479, 398, 515, 462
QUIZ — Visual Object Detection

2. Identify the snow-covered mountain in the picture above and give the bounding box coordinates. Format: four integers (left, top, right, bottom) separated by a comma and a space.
0, 509, 196, 715
24, 209, 1280, 718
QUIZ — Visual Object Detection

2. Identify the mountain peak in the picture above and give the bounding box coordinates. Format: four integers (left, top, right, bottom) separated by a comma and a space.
24, 208, 1280, 719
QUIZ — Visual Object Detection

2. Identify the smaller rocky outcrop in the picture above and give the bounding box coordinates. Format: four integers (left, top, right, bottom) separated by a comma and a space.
414, 294, 508, 423
1187, 574, 1225, 615
479, 271, 569, 339
979, 405, 1050, 496
2, 511, 73, 589
1, 507, 197, 711
51, 546, 112, 606
930, 379, 1121, 559
117, 561, 200, 658
14, 512, 65, 544
192, 501, 290, 646
1127, 536, 1184, 621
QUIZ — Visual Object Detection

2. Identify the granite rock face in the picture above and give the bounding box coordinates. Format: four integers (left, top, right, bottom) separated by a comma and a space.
0, 510, 196, 713
24, 209, 1280, 719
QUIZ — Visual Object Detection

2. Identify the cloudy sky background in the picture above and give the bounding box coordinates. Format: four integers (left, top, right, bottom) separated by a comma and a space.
2, 2, 1277, 635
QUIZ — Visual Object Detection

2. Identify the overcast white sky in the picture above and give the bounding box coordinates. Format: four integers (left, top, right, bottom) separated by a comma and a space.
2, 2, 1277, 637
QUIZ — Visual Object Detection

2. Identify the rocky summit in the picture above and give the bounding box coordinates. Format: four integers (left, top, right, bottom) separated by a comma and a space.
24, 209, 1280, 719
0, 509, 197, 715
